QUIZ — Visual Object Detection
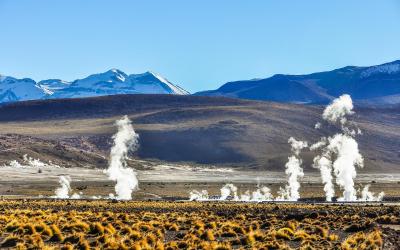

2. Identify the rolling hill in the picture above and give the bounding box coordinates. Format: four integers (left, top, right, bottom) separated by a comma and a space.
0, 94, 398, 172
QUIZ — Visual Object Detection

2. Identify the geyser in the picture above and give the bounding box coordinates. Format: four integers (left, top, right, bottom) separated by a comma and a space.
54, 176, 71, 199
361, 185, 384, 202
189, 184, 274, 202
312, 151, 335, 201
3, 154, 60, 169
277, 137, 308, 201
242, 186, 273, 202
312, 94, 382, 202
329, 134, 363, 201
105, 115, 139, 200
53, 176, 80, 199
189, 190, 209, 201
220, 183, 239, 200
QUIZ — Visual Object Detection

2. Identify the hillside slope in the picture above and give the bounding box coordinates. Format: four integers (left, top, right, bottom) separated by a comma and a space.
0, 94, 398, 172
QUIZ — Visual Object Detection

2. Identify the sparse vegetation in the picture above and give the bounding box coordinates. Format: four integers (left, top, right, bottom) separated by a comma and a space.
0, 200, 398, 249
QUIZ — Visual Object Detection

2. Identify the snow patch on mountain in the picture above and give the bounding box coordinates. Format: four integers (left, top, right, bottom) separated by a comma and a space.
38, 79, 71, 95
145, 71, 189, 95
360, 62, 400, 78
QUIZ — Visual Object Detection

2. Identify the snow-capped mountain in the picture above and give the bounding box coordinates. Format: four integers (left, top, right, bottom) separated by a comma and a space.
0, 76, 46, 103
196, 60, 400, 105
0, 70, 189, 103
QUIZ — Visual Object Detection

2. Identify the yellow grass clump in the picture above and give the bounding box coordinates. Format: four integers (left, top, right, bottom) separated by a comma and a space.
0, 200, 395, 249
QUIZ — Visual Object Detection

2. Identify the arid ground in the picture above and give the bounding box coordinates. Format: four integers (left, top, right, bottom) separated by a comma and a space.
0, 164, 399, 201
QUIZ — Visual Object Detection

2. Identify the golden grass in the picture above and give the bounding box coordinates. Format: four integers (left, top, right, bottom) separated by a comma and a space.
0, 200, 396, 249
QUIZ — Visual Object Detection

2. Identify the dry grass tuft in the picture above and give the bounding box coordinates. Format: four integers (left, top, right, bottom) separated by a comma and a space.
0, 200, 395, 249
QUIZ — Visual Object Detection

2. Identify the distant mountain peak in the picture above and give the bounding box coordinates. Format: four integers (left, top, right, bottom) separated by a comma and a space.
147, 71, 171, 84
131, 71, 165, 79
130, 70, 156, 78
129, 71, 189, 95
109, 68, 123, 73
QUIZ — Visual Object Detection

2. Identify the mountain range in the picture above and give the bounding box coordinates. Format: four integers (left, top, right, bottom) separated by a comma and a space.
0, 70, 189, 103
196, 60, 400, 105
1, 60, 400, 105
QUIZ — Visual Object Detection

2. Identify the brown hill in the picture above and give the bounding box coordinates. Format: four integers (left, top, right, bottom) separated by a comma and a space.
0, 94, 398, 172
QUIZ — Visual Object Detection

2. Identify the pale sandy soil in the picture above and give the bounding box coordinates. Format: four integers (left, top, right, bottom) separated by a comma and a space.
0, 166, 399, 200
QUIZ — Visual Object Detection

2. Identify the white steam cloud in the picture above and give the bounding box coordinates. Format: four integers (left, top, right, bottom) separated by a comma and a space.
189, 183, 273, 202
277, 137, 308, 201
329, 134, 363, 201
312, 154, 334, 201
220, 183, 238, 200
53, 176, 81, 199
189, 190, 209, 201
322, 94, 354, 127
2, 154, 60, 169
360, 185, 384, 202
54, 176, 71, 199
312, 94, 383, 202
240, 186, 273, 202
104, 115, 139, 200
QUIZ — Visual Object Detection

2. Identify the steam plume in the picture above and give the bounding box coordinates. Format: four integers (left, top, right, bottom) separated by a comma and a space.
322, 94, 353, 127
249, 186, 273, 201
53, 176, 81, 199
329, 134, 363, 201
54, 176, 72, 199
189, 184, 273, 202
189, 190, 209, 201
105, 115, 139, 200
360, 185, 384, 201
220, 184, 238, 200
312, 154, 334, 201
3, 154, 60, 169
277, 137, 307, 201
312, 94, 368, 201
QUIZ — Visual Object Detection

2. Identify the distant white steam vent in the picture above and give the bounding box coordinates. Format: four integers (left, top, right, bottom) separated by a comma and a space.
104, 115, 139, 200
312, 94, 384, 202
53, 176, 81, 199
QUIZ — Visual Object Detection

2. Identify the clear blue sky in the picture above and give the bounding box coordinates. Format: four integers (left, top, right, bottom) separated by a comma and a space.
1, 1, 399, 93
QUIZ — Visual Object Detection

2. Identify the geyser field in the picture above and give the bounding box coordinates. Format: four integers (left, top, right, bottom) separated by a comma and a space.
0, 94, 399, 249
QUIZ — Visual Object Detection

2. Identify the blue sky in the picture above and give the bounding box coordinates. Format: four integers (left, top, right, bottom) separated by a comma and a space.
0, 1, 399, 93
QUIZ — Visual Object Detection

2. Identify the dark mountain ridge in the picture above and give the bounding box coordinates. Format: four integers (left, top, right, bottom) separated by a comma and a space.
196, 60, 400, 105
